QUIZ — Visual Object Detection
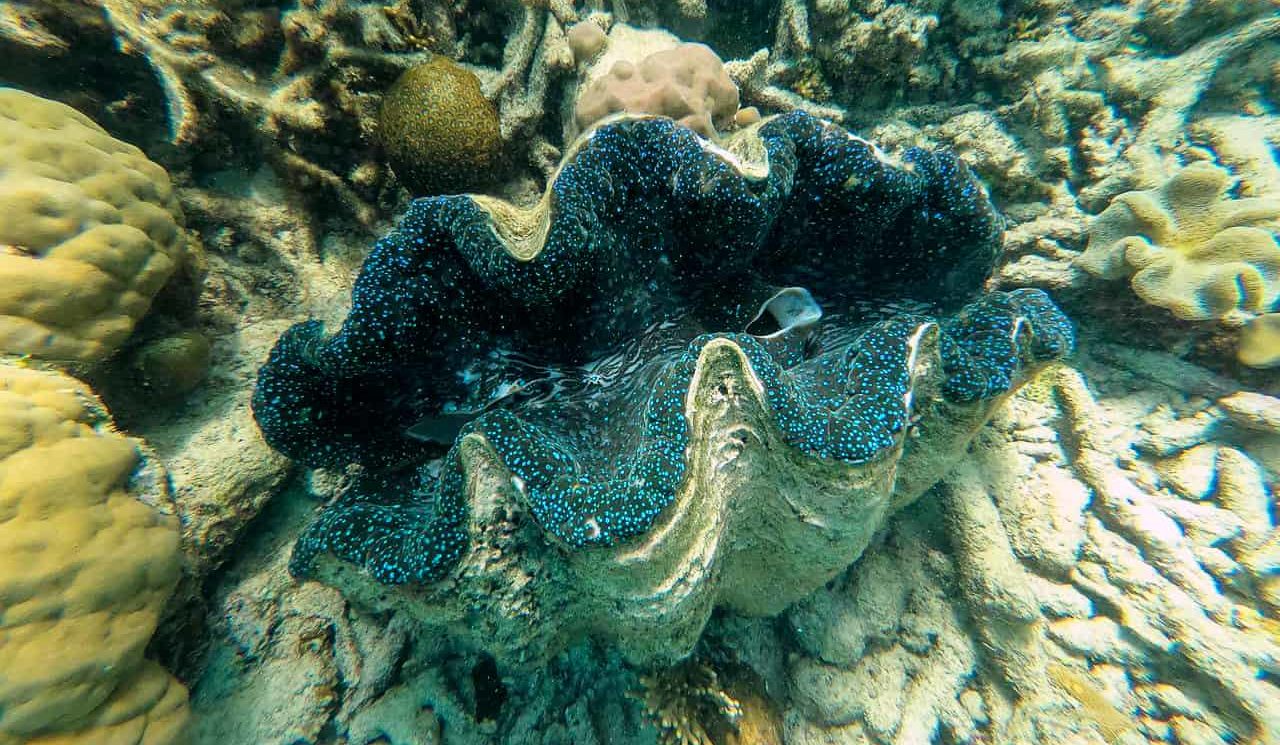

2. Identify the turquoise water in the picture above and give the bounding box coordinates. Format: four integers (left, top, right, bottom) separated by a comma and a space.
0, 1, 1276, 743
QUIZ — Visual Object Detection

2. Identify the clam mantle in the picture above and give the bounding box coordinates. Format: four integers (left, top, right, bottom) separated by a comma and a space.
253, 112, 1074, 665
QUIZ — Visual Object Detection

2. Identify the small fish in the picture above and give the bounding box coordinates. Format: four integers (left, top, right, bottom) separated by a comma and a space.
405, 410, 478, 444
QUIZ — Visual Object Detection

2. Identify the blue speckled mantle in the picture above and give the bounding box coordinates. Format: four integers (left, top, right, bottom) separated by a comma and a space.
253, 112, 1074, 588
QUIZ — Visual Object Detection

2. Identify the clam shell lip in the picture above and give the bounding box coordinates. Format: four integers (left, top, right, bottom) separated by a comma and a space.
462, 327, 925, 551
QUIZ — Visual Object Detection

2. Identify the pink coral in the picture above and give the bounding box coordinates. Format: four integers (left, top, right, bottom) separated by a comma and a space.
574, 43, 740, 138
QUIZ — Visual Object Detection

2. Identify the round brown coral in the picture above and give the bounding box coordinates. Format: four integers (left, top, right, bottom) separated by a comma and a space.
377, 57, 501, 195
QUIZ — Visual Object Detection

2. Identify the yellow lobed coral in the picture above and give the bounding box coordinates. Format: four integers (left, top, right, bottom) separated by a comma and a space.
1076, 161, 1280, 322
0, 88, 192, 364
0, 363, 188, 744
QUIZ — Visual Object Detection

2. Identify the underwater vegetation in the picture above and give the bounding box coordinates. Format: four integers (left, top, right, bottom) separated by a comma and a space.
253, 111, 1073, 664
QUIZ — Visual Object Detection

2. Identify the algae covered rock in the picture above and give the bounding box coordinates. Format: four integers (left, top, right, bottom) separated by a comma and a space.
132, 330, 212, 397
0, 362, 188, 744
0, 87, 198, 365
254, 112, 1074, 667
1076, 161, 1280, 322
377, 57, 501, 195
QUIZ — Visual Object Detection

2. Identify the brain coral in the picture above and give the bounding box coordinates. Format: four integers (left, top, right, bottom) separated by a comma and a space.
575, 43, 740, 138
1076, 161, 1280, 322
254, 112, 1073, 665
377, 57, 501, 195
0, 88, 194, 364
0, 363, 187, 744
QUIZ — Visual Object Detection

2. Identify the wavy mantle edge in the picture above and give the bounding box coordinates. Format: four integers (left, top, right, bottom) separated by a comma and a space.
472, 112, 895, 261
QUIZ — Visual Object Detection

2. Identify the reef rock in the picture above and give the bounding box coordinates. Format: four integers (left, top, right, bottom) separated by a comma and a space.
253, 112, 1074, 667
784, 358, 1280, 745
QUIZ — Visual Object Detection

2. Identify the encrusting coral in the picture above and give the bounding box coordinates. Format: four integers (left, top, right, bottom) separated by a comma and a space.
1076, 161, 1280, 323
0, 362, 188, 744
0, 87, 199, 365
1238, 312, 1280, 367
378, 56, 502, 196
575, 42, 740, 138
253, 111, 1074, 667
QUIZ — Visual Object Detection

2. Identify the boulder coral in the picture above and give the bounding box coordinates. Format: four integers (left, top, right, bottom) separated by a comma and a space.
0, 87, 196, 365
1076, 161, 1280, 323
377, 57, 501, 196
253, 112, 1074, 666
0, 363, 188, 744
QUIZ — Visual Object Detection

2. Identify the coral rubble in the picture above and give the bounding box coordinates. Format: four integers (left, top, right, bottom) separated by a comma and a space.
783, 353, 1280, 745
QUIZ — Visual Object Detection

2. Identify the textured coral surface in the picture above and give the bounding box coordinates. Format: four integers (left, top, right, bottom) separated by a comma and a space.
0, 88, 191, 364
575, 42, 740, 137
0, 363, 188, 744
377, 57, 502, 196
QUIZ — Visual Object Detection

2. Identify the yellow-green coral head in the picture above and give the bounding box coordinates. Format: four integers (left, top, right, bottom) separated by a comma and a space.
377, 57, 501, 195
0, 363, 188, 743
0, 88, 193, 364
1076, 161, 1280, 322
